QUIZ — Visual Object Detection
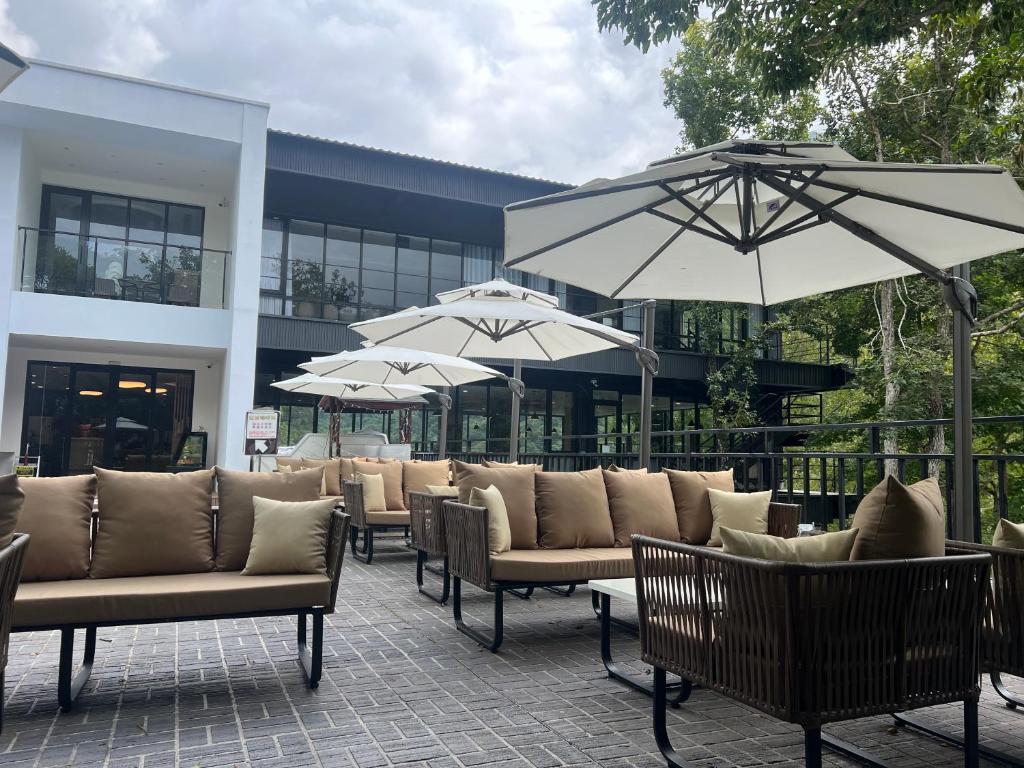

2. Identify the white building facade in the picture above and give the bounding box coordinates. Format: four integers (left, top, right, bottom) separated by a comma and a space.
0, 60, 268, 473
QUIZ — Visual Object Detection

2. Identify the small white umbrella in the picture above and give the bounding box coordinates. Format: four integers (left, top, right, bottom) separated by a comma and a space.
0, 43, 27, 93
350, 279, 645, 460
504, 138, 1024, 539
299, 345, 519, 457
271, 374, 430, 401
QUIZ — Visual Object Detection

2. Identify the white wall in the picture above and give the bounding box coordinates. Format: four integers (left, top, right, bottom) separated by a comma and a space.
0, 126, 25, 439
2, 344, 223, 465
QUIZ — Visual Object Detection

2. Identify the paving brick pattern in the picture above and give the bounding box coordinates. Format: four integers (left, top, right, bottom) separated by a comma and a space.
3, 535, 1022, 767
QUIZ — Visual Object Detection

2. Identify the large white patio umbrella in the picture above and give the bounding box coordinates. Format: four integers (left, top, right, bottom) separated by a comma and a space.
271, 374, 430, 401
503, 138, 1024, 541
0, 43, 27, 93
349, 279, 647, 461
299, 346, 518, 457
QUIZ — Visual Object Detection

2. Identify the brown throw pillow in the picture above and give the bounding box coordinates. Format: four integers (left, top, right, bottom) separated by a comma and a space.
300, 458, 342, 496
402, 459, 450, 508
536, 469, 614, 548
91, 468, 215, 578
242, 496, 336, 575
17, 475, 95, 581
453, 460, 538, 549
602, 470, 679, 547
663, 468, 734, 544
850, 475, 945, 560
353, 460, 404, 510
0, 474, 24, 549
275, 456, 304, 471
214, 467, 324, 570
992, 518, 1024, 549
721, 526, 860, 563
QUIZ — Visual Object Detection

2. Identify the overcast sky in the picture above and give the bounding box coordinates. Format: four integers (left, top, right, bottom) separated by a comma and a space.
1, 0, 681, 184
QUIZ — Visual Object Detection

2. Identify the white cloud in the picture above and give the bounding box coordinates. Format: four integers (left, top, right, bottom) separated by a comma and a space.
3, 0, 681, 183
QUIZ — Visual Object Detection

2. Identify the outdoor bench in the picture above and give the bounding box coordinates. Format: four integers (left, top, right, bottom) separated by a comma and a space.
11, 468, 350, 711
632, 536, 991, 768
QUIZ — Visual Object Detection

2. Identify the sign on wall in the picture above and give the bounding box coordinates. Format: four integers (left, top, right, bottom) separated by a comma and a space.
244, 410, 279, 456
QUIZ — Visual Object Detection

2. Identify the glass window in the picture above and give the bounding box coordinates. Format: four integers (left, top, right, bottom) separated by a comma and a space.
551, 391, 573, 452
520, 388, 547, 455
430, 240, 462, 301
462, 244, 493, 285
287, 221, 324, 319
49, 192, 84, 234
361, 230, 396, 309
396, 235, 429, 308
324, 225, 361, 322
129, 200, 166, 243
488, 386, 512, 454
89, 195, 128, 240
261, 218, 285, 292
166, 204, 203, 248
460, 385, 488, 452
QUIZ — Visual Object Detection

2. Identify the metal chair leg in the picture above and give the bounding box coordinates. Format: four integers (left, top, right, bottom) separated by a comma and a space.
893, 698, 1015, 768
452, 578, 503, 652
416, 550, 450, 605
57, 626, 96, 712
652, 667, 692, 767
992, 672, 1022, 710
351, 526, 374, 564
805, 729, 823, 768
297, 609, 324, 688
543, 584, 575, 597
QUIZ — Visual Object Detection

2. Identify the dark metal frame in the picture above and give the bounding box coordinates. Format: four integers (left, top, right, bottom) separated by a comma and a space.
409, 491, 452, 604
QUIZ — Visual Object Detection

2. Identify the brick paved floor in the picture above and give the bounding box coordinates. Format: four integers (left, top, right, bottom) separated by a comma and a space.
3, 535, 1022, 767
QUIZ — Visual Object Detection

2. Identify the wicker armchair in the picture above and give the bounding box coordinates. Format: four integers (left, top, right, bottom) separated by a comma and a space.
342, 480, 410, 564
632, 535, 990, 768
1, 534, 29, 732
408, 491, 450, 604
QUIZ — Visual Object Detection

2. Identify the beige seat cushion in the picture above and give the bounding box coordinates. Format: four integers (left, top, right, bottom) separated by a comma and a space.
353, 460, 405, 510
402, 459, 450, 508
453, 461, 538, 549
16, 475, 95, 581
850, 476, 945, 560
602, 470, 679, 547
720, 526, 860, 562
91, 468, 215, 579
300, 458, 342, 496
707, 489, 772, 547
214, 467, 324, 570
0, 474, 24, 550
13, 571, 331, 628
355, 472, 387, 512
664, 468, 734, 544
340, 457, 367, 484
426, 484, 458, 497
992, 517, 1024, 549
470, 485, 512, 554
536, 469, 614, 548
490, 548, 633, 582
242, 497, 336, 575
365, 510, 411, 526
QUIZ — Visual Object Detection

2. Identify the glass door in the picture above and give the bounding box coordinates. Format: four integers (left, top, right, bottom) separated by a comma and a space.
111, 370, 155, 471
67, 369, 111, 474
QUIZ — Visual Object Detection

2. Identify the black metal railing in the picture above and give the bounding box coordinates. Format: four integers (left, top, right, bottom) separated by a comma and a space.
20, 227, 229, 308
415, 415, 1024, 543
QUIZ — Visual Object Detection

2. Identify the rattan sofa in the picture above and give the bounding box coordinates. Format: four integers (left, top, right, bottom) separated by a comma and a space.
632, 535, 991, 768
443, 468, 799, 652
0, 533, 28, 731
11, 470, 350, 711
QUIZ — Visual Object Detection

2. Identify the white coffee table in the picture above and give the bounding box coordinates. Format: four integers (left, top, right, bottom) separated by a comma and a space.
589, 577, 693, 703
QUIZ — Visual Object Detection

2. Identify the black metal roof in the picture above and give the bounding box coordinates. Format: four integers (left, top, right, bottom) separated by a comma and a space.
267, 130, 572, 209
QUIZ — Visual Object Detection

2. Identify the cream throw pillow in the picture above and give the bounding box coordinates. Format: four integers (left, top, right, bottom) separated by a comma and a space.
707, 489, 772, 546
470, 485, 512, 554
720, 526, 860, 563
242, 496, 335, 575
355, 471, 387, 512
426, 484, 459, 497
993, 518, 1024, 549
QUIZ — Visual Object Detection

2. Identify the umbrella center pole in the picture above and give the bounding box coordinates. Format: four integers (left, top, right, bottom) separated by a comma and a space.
947, 265, 978, 542
509, 359, 523, 463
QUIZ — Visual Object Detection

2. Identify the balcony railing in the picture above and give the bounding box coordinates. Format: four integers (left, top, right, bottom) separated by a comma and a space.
19, 227, 229, 309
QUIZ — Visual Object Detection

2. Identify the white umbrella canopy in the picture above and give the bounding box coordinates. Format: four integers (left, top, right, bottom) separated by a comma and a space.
503, 139, 1024, 305
503, 138, 1024, 540
0, 43, 27, 93
349, 282, 638, 362
271, 374, 430, 401
300, 345, 508, 388
436, 277, 560, 307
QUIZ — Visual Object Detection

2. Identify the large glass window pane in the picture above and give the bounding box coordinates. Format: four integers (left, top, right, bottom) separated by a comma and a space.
396, 234, 429, 308
112, 371, 154, 471
129, 200, 166, 243
459, 385, 488, 453
22, 363, 72, 476
324, 225, 360, 322
48, 192, 84, 234
488, 386, 512, 454
361, 230, 396, 309
287, 220, 325, 318
89, 195, 128, 240
462, 244, 493, 285
69, 369, 110, 474
520, 388, 547, 455
430, 240, 461, 301
166, 204, 202, 248
551, 391, 573, 452
261, 218, 285, 293
150, 372, 193, 469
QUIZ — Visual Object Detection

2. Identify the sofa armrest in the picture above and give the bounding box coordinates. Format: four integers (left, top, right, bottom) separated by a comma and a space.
342, 480, 366, 530
409, 492, 447, 556
324, 509, 350, 614
767, 502, 800, 539
443, 501, 491, 591
0, 534, 29, 669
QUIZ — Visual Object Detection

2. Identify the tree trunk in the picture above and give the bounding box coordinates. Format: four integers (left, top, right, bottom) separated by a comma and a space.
879, 280, 900, 476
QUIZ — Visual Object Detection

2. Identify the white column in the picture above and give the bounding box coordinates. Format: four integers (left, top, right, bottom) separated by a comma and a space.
216, 103, 268, 469
0, 126, 24, 455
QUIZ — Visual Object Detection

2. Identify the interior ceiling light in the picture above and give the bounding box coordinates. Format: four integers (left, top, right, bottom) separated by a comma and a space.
144, 387, 169, 394
118, 380, 147, 389
78, 390, 103, 397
